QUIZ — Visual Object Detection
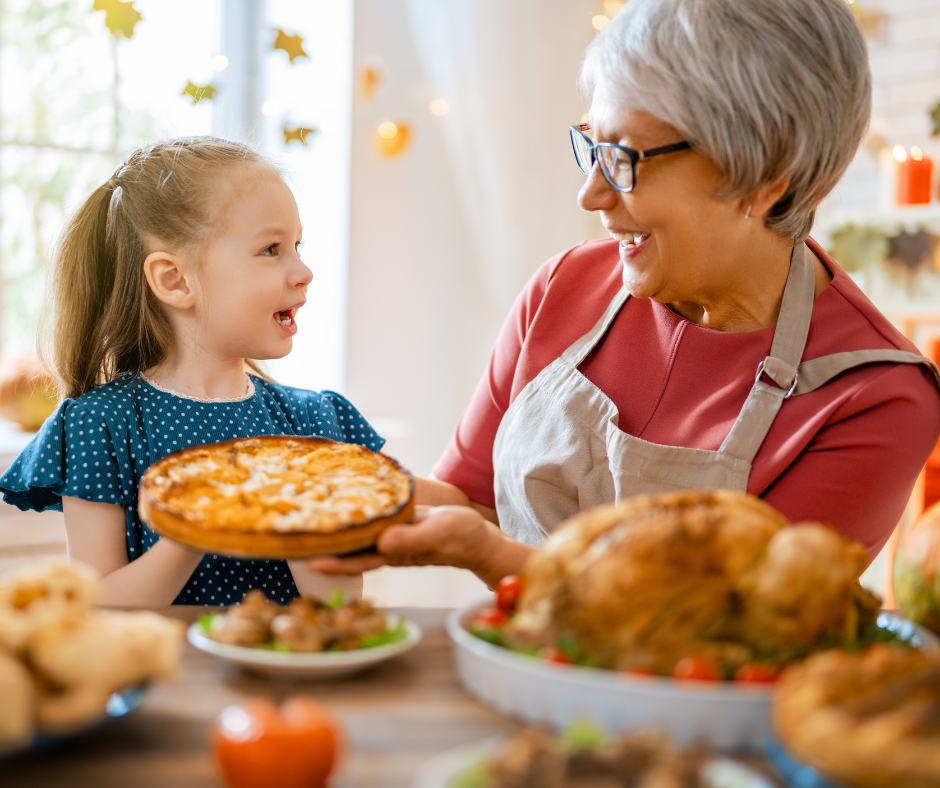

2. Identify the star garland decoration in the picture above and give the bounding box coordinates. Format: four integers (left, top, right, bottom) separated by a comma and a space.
361, 65, 383, 103
846, 2, 888, 38
92, 0, 143, 39
884, 230, 938, 291
182, 81, 216, 104
828, 225, 888, 273
930, 98, 940, 138
283, 125, 318, 146
273, 29, 308, 63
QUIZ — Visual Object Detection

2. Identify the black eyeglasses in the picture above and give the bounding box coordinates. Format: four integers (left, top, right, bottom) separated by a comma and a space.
569, 124, 691, 193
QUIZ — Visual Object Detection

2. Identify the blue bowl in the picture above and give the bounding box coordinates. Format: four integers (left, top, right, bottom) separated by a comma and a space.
5, 685, 146, 759
764, 735, 851, 788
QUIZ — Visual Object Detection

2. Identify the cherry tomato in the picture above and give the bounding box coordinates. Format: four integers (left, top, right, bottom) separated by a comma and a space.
474, 608, 508, 628
734, 662, 779, 684
212, 697, 343, 788
540, 647, 574, 665
673, 655, 721, 682
623, 666, 659, 677
495, 575, 524, 614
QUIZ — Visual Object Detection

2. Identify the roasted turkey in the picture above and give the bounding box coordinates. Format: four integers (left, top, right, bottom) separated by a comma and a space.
504, 489, 878, 674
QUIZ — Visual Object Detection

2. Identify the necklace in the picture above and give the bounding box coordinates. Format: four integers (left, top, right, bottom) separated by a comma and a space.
140, 373, 256, 403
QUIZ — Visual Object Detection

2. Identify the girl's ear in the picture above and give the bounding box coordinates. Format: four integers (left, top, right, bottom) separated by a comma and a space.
143, 250, 196, 310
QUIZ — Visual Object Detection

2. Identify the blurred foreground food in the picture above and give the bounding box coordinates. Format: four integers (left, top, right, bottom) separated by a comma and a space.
451, 722, 767, 788
773, 643, 940, 788
0, 560, 184, 752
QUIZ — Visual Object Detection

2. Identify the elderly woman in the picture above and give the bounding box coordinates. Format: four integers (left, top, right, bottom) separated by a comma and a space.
313, 0, 940, 586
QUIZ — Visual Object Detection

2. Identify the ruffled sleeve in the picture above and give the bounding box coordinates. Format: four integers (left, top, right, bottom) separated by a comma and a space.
312, 390, 385, 452
0, 399, 124, 513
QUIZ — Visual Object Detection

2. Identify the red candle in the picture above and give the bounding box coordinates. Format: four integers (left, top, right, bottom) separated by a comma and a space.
895, 146, 934, 205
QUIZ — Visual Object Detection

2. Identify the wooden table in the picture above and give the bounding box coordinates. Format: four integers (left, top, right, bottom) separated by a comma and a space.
3, 607, 519, 788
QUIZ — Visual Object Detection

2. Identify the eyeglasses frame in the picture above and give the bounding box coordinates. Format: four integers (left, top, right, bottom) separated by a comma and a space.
569, 123, 692, 194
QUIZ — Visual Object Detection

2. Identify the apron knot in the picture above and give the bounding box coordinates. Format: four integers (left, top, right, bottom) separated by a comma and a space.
756, 357, 798, 399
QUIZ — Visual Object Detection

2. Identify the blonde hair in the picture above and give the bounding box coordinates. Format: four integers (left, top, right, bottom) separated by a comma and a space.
581, 0, 870, 243
49, 137, 277, 400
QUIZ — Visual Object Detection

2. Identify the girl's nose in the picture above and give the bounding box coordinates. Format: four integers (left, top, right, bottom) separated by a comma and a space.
292, 258, 313, 288
577, 162, 618, 212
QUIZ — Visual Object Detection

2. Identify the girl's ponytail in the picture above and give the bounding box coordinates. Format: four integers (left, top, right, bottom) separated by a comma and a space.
45, 138, 276, 400
50, 181, 127, 400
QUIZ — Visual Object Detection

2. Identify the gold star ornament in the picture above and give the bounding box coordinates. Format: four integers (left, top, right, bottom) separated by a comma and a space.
182, 81, 216, 104
273, 29, 308, 64
92, 0, 143, 39
283, 125, 319, 147
361, 66, 383, 103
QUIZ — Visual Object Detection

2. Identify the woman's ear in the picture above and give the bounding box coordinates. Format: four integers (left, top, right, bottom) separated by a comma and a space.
744, 177, 791, 219
143, 250, 195, 310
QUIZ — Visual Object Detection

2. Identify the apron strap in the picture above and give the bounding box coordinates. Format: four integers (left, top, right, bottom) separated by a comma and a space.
721, 244, 940, 462
561, 287, 630, 367
720, 243, 815, 463
794, 349, 940, 395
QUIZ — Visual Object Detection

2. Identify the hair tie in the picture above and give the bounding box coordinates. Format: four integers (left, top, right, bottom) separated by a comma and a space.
108, 178, 118, 190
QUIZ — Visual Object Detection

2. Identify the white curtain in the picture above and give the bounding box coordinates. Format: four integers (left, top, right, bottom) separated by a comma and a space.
404, 0, 601, 314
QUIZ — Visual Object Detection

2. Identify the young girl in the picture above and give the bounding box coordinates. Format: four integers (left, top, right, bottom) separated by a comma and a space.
0, 137, 380, 606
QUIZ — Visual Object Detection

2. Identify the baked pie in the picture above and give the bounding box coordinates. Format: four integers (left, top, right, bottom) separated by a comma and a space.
773, 644, 940, 788
139, 436, 415, 558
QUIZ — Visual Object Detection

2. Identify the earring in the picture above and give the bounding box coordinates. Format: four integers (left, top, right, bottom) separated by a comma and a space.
744, 204, 753, 219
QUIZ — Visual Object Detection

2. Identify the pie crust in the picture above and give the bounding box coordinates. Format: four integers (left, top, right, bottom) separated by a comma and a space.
138, 436, 415, 558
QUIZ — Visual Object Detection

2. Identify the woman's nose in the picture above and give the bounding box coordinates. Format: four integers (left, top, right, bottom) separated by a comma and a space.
577, 162, 618, 212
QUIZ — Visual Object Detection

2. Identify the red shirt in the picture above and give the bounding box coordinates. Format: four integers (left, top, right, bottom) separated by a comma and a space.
433, 238, 940, 559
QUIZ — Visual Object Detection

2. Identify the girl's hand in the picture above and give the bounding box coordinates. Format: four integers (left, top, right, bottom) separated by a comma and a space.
307, 505, 532, 588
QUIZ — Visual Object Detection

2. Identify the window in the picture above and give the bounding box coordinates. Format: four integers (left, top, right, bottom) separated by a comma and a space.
0, 0, 351, 390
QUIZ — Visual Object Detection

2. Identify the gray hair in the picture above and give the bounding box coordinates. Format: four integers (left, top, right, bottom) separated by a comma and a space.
580, 0, 870, 242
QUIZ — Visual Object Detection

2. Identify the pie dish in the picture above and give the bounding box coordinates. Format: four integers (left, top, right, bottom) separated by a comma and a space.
139, 436, 415, 558
772, 643, 940, 788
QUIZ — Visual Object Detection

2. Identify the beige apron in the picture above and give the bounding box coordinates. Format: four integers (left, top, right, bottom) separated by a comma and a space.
493, 243, 940, 547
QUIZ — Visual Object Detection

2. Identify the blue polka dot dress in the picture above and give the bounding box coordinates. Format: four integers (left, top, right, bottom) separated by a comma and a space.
0, 373, 385, 605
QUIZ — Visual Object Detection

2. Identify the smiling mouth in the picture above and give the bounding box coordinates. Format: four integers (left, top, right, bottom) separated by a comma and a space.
275, 308, 298, 327
609, 231, 650, 248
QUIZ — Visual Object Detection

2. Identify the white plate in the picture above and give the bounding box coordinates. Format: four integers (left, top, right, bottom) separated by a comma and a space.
187, 616, 422, 680
412, 736, 778, 788
447, 601, 939, 750
447, 600, 772, 749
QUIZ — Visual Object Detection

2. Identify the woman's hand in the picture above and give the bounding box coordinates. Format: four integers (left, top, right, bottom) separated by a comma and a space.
307, 505, 532, 588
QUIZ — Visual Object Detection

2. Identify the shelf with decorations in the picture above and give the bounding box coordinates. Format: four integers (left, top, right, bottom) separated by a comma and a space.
814, 99, 940, 319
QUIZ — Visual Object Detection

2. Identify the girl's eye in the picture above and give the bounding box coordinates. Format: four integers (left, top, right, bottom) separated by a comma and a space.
262, 244, 278, 256
295, 241, 304, 253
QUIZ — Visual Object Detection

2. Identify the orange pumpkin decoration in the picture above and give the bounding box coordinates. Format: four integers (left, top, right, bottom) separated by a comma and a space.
0, 359, 58, 432
894, 502, 940, 635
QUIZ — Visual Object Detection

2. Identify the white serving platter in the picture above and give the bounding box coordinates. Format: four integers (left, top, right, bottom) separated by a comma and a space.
447, 600, 939, 750
412, 736, 778, 788
187, 615, 422, 680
